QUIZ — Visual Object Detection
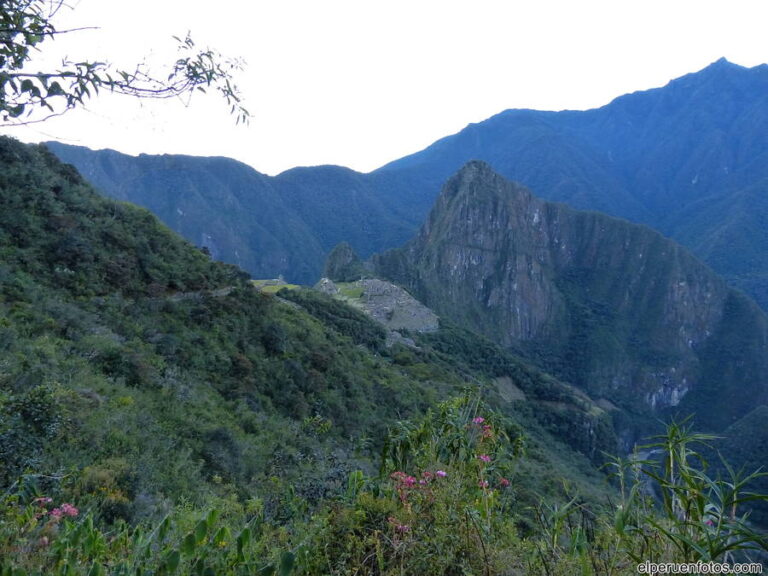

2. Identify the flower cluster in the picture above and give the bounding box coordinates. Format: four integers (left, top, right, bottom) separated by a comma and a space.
390, 471, 417, 502
390, 468, 449, 504
32, 497, 78, 521
390, 471, 417, 487
471, 417, 512, 492
472, 415, 494, 440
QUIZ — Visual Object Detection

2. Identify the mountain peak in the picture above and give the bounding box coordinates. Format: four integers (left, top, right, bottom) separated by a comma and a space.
696, 56, 752, 77
443, 159, 501, 190
441, 160, 529, 205
709, 56, 737, 68
373, 166, 768, 431
442, 160, 498, 190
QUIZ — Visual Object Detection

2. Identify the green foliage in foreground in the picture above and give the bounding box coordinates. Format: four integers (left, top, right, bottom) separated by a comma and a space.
1, 400, 766, 575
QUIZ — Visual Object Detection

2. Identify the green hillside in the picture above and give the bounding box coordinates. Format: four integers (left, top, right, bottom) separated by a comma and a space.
0, 136, 644, 573
0, 136, 474, 511
2, 137, 766, 574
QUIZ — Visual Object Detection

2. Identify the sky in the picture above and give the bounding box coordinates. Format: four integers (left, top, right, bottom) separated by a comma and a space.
3, 0, 768, 175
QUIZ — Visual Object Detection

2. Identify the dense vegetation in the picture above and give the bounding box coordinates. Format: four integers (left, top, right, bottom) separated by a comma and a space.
0, 136, 446, 519
1, 137, 765, 572
2, 399, 766, 575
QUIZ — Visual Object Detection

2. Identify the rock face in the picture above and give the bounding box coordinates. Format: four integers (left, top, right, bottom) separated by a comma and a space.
372, 162, 768, 429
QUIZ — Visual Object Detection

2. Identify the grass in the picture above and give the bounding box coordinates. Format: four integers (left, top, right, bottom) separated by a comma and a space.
336, 282, 365, 300
252, 279, 300, 293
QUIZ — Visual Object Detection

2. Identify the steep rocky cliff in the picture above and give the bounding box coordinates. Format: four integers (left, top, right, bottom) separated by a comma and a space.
372, 162, 768, 430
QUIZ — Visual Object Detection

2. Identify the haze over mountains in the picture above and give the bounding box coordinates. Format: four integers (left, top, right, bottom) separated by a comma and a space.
47, 58, 768, 312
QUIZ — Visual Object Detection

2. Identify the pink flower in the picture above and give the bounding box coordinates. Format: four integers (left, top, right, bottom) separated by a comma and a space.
435, 470, 447, 477
472, 417, 485, 425
478, 454, 492, 463
478, 480, 489, 489
391, 471, 417, 487
50, 508, 63, 519
499, 477, 510, 488
33, 497, 53, 506
60, 503, 79, 517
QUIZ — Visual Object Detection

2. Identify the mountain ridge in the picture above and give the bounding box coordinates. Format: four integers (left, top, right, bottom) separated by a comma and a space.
371, 161, 768, 432
46, 58, 768, 310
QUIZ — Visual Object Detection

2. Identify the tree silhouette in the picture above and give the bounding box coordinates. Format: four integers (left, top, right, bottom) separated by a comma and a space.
0, 0, 249, 125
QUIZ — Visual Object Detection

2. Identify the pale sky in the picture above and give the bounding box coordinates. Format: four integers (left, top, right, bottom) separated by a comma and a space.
3, 0, 767, 175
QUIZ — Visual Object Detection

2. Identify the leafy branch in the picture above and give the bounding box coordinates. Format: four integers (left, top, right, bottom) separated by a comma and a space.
0, 0, 249, 125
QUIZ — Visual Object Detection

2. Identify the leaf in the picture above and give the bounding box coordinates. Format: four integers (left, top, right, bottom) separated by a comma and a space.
194, 519, 208, 544
163, 550, 180, 573
236, 527, 251, 561
7, 104, 25, 118
213, 526, 229, 547
278, 551, 295, 576
182, 532, 197, 556
157, 515, 172, 542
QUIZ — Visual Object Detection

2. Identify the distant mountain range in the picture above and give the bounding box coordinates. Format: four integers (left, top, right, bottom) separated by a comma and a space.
43, 146, 415, 286
47, 58, 768, 310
